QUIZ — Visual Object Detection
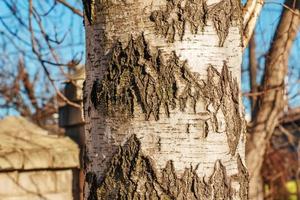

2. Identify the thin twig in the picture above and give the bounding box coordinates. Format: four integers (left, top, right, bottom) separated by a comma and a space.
265, 1, 300, 16
56, 0, 83, 17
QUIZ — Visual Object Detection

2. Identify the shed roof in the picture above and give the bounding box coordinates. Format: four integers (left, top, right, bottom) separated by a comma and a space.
0, 116, 79, 171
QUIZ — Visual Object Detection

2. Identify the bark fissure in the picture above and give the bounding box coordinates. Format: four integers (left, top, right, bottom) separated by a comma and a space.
90, 34, 201, 120
205, 65, 245, 155
236, 154, 249, 199
150, 0, 207, 43
90, 34, 245, 155
150, 0, 242, 46
82, 0, 95, 25
208, 0, 242, 46
94, 135, 244, 200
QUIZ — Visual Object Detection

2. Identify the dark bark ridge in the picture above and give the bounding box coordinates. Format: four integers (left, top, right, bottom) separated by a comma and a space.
82, 0, 95, 25
90, 34, 245, 156
90, 135, 248, 200
235, 154, 249, 199
150, 0, 207, 43
205, 66, 246, 156
91, 34, 197, 120
150, 0, 242, 46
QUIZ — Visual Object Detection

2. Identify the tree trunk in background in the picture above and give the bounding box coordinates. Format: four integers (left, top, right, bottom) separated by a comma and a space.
249, 34, 258, 117
247, 1, 300, 199
83, 0, 248, 199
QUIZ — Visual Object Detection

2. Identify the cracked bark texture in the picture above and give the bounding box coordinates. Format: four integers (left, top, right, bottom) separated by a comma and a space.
95, 135, 247, 200
83, 0, 248, 199
246, 1, 300, 199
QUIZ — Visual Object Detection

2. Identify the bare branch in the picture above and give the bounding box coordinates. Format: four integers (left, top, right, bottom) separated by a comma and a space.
266, 1, 300, 15
249, 34, 258, 116
29, 0, 81, 109
243, 0, 265, 49
247, 0, 300, 197
56, 0, 83, 17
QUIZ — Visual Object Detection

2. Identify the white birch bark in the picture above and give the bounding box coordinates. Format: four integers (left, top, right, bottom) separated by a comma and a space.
83, 0, 248, 199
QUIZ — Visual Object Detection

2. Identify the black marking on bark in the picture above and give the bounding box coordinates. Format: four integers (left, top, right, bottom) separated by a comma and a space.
82, 0, 95, 25
157, 137, 162, 151
86, 172, 98, 200
91, 135, 235, 199
186, 123, 191, 134
91, 79, 101, 108
150, 0, 242, 46
204, 121, 209, 138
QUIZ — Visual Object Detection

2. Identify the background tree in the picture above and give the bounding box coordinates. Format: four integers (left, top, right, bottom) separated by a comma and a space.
244, 0, 300, 199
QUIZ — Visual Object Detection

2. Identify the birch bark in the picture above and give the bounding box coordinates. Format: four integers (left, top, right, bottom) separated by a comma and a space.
83, 0, 248, 199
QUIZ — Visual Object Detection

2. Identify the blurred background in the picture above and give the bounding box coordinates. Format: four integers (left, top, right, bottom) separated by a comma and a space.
0, 0, 299, 200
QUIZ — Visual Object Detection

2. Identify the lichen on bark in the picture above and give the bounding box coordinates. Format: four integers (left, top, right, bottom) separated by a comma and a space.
150, 0, 242, 46
93, 134, 235, 200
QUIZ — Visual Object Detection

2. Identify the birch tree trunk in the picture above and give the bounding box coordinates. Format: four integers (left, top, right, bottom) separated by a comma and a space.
82, 0, 248, 199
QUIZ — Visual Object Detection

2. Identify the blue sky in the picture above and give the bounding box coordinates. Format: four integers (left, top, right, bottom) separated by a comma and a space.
0, 0, 84, 117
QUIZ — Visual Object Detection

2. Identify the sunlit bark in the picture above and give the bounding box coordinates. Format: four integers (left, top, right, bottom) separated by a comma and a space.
83, 0, 248, 199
